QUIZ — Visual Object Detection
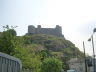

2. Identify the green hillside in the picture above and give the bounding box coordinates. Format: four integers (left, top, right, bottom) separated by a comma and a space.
24, 34, 84, 58
0, 28, 84, 71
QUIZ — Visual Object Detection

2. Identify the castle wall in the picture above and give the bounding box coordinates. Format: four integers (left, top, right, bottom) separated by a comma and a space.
27, 25, 64, 37
36, 28, 55, 34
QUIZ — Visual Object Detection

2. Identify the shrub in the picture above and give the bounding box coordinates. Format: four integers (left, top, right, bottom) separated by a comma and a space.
41, 58, 62, 72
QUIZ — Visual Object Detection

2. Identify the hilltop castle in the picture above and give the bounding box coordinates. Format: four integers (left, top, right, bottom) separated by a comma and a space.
27, 25, 64, 37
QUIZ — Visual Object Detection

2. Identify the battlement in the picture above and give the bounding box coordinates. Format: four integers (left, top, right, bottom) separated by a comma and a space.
27, 25, 64, 37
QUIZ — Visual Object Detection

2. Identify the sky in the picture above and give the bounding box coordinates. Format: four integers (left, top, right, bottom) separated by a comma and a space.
0, 0, 96, 55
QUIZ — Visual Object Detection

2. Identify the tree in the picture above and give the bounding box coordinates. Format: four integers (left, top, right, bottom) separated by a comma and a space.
0, 25, 17, 55
41, 58, 62, 72
14, 43, 41, 72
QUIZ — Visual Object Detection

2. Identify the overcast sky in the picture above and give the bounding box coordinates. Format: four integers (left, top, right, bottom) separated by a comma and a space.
0, 0, 96, 55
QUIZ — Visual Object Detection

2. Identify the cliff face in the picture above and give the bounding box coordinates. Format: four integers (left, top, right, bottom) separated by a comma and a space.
27, 25, 64, 37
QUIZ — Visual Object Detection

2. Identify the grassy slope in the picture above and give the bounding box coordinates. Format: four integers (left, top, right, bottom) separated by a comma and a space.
23, 34, 84, 58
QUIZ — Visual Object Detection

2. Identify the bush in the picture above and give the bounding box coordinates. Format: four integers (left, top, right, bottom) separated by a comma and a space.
41, 58, 62, 72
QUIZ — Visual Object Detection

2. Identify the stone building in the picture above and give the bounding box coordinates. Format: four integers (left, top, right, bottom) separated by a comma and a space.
27, 25, 64, 37
68, 58, 93, 72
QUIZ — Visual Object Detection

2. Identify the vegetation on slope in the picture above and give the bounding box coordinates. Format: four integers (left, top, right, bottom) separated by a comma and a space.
0, 26, 84, 72
24, 34, 84, 58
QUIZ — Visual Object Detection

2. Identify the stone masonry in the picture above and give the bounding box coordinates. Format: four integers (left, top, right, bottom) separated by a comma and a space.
27, 25, 64, 37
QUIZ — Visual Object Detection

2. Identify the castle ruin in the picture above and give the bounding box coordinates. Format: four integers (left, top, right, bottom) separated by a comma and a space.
27, 25, 64, 37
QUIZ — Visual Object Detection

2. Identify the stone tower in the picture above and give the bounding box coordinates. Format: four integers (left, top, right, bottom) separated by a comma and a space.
55, 25, 62, 34
28, 25, 35, 34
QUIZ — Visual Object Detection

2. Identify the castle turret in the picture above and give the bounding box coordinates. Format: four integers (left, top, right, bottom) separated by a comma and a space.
55, 25, 62, 34
28, 25, 35, 34
38, 25, 41, 28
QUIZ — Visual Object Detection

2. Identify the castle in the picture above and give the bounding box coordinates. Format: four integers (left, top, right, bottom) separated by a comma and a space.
27, 25, 64, 37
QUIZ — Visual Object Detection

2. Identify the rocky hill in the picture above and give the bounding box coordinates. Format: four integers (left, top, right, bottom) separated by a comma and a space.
24, 34, 84, 58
